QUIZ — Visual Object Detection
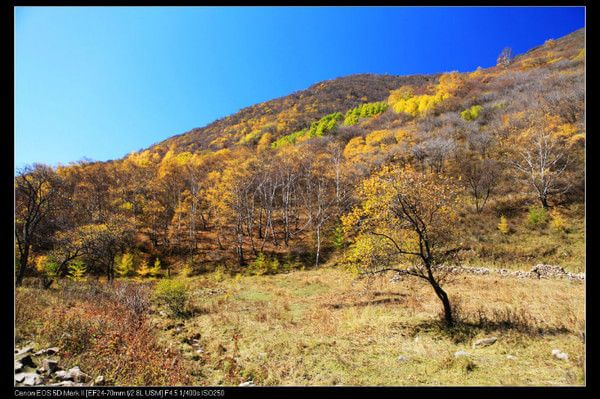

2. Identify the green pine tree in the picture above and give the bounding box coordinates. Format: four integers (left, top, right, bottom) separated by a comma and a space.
68, 260, 87, 282
115, 253, 134, 278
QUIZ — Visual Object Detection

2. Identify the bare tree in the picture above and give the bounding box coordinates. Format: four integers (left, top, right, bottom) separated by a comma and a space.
497, 47, 514, 68
460, 157, 501, 212
510, 124, 570, 209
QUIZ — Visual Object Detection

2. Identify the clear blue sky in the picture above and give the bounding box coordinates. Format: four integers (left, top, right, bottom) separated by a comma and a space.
14, 6, 585, 168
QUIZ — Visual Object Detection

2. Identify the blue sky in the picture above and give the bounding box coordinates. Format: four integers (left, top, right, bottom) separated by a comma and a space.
14, 7, 585, 168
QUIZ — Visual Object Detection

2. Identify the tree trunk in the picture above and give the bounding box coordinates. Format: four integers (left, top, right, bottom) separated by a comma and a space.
539, 195, 549, 209
16, 244, 29, 287
430, 281, 453, 327
315, 226, 321, 267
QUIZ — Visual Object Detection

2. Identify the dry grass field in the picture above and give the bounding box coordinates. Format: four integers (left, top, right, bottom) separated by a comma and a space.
16, 264, 585, 386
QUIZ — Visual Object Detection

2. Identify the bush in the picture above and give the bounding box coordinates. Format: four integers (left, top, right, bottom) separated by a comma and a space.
115, 253, 135, 278
550, 210, 567, 233
268, 257, 280, 274
248, 253, 269, 276
527, 206, 548, 227
497, 215, 510, 234
67, 260, 87, 282
281, 253, 301, 272
247, 253, 283, 275
460, 105, 483, 121
153, 279, 189, 317
137, 260, 152, 278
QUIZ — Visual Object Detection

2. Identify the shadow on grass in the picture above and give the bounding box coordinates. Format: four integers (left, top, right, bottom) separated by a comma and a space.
408, 316, 573, 344
325, 293, 407, 309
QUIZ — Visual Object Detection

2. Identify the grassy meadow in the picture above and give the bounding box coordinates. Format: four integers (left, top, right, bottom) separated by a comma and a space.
16, 263, 585, 386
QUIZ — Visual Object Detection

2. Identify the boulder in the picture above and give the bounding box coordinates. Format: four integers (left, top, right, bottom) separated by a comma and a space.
506, 355, 518, 360
454, 350, 470, 358
42, 359, 59, 373
15, 372, 43, 386
15, 346, 34, 357
94, 375, 105, 385
46, 347, 60, 355
54, 370, 72, 381
551, 349, 569, 360
239, 381, 255, 387
531, 264, 567, 278
15, 354, 36, 368
473, 337, 498, 348
397, 355, 410, 362
68, 366, 92, 383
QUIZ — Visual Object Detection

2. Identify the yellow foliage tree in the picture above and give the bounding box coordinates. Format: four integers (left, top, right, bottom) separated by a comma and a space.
137, 259, 152, 278
498, 215, 510, 234
342, 165, 462, 326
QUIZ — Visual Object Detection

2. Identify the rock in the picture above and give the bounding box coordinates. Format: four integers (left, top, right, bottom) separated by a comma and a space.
15, 361, 23, 372
15, 346, 34, 357
397, 355, 410, 362
42, 359, 59, 373
473, 337, 498, 348
94, 375, 105, 385
46, 347, 59, 355
159, 310, 168, 317
454, 350, 470, 358
531, 264, 567, 279
54, 370, 72, 381
239, 380, 255, 387
506, 355, 517, 360
551, 349, 569, 360
16, 354, 36, 368
15, 372, 43, 386
68, 366, 92, 383
195, 348, 204, 354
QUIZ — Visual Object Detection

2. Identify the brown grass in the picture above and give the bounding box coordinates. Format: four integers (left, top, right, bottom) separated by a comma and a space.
16, 280, 191, 386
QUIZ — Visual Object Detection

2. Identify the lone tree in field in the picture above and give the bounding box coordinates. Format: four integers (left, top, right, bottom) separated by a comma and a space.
342, 165, 462, 326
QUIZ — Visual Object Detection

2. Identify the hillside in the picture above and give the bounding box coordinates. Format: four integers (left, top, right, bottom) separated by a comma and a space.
16, 27, 584, 275
15, 27, 586, 387
153, 73, 437, 154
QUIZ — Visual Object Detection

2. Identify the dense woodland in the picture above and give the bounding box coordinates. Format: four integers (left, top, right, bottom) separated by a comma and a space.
16, 29, 584, 325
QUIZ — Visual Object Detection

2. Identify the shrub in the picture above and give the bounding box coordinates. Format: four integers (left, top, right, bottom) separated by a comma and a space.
268, 257, 280, 274
150, 258, 162, 277
281, 253, 301, 272
114, 281, 151, 316
247, 253, 282, 275
550, 210, 567, 233
248, 253, 269, 276
527, 206, 548, 227
498, 215, 510, 234
332, 225, 347, 249
153, 279, 189, 317
212, 264, 227, 282
115, 253, 134, 278
460, 105, 483, 121
137, 259, 152, 278
180, 261, 194, 277
67, 260, 87, 282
